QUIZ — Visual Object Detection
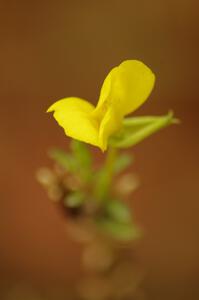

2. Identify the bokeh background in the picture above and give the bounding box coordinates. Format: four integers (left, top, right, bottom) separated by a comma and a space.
1, 0, 199, 299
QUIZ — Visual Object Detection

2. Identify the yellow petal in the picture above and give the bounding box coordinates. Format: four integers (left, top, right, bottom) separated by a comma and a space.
96, 60, 155, 117
47, 97, 101, 147
98, 107, 122, 151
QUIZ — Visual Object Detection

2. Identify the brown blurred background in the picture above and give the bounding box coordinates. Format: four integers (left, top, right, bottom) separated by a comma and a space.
1, 0, 199, 299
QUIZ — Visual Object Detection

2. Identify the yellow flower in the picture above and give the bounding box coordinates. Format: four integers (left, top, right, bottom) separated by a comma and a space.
47, 60, 155, 151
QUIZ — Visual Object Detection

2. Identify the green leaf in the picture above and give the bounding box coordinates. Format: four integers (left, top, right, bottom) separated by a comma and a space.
105, 200, 132, 223
71, 140, 92, 168
113, 153, 133, 174
94, 168, 109, 201
70, 140, 92, 182
96, 217, 140, 241
64, 192, 85, 208
48, 148, 78, 173
109, 111, 179, 149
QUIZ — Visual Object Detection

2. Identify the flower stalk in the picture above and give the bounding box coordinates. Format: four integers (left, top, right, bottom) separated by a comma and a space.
36, 59, 179, 299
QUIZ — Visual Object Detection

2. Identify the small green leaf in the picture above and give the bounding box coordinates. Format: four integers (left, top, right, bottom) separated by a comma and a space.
96, 218, 140, 241
48, 148, 77, 173
64, 192, 85, 208
94, 169, 109, 201
94, 147, 120, 202
71, 140, 92, 168
113, 153, 133, 174
109, 111, 178, 149
105, 200, 132, 223
70, 140, 92, 182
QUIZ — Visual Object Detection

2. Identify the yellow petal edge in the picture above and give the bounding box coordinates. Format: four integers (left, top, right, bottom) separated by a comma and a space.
47, 60, 155, 151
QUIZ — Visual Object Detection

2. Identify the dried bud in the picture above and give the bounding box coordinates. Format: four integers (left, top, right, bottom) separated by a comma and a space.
66, 219, 95, 243
77, 276, 112, 300
115, 173, 139, 196
47, 184, 64, 202
36, 167, 56, 187
82, 241, 115, 272
110, 261, 143, 299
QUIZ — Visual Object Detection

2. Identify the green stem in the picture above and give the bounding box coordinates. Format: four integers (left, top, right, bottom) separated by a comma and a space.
103, 147, 118, 199
105, 147, 117, 182
94, 147, 118, 202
